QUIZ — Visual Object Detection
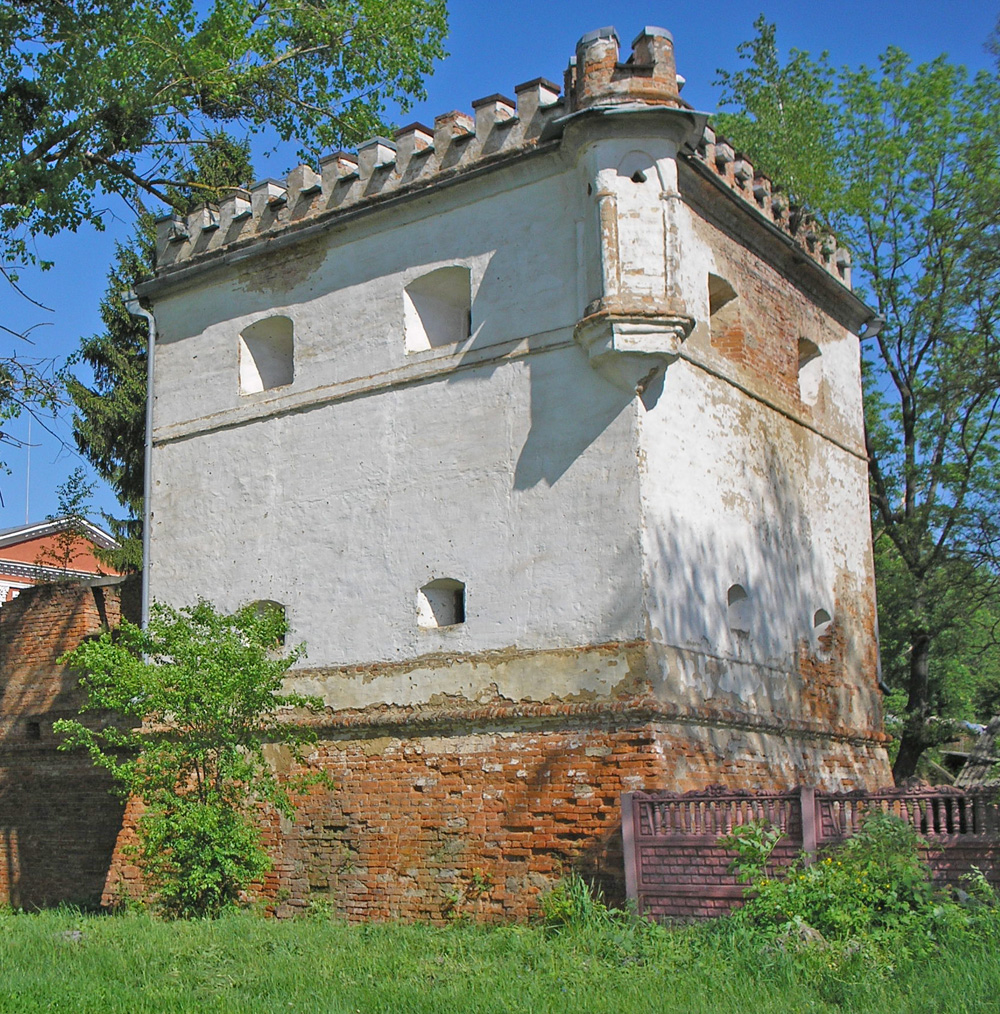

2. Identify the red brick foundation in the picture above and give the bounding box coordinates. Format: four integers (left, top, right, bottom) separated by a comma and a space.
107, 712, 890, 922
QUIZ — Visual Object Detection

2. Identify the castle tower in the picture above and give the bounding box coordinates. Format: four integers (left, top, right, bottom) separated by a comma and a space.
138, 27, 889, 919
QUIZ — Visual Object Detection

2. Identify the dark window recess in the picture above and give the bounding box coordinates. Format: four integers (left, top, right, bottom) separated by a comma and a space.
418, 579, 466, 627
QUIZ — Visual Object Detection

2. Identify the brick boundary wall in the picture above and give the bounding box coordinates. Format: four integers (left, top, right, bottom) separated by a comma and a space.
623, 787, 1000, 921
0, 578, 139, 909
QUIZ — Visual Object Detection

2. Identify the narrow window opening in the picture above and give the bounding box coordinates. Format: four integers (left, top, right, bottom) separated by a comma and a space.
709, 275, 738, 318
26, 721, 40, 740
249, 599, 287, 646
630, 169, 647, 184
708, 274, 741, 352
798, 338, 822, 406
404, 266, 472, 353
727, 583, 750, 634
813, 608, 832, 629
239, 316, 294, 394
417, 579, 466, 628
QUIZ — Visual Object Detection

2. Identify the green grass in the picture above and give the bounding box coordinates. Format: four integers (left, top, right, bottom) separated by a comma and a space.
0, 907, 999, 1013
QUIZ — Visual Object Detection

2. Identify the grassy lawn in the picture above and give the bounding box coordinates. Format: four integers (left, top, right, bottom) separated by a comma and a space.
1, 908, 998, 1014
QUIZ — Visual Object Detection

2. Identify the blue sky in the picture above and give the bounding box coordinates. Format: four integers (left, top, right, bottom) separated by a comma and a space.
2, 0, 996, 528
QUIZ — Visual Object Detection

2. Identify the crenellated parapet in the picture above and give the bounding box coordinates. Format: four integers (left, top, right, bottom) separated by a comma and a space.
690, 127, 852, 286
564, 26, 684, 111
154, 25, 850, 289
153, 73, 567, 271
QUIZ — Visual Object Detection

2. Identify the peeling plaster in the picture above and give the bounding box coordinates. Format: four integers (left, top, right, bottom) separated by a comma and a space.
146, 96, 887, 785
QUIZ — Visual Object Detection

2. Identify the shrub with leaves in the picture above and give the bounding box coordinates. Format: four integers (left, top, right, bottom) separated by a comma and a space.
717, 820, 784, 884
54, 600, 327, 917
728, 812, 934, 942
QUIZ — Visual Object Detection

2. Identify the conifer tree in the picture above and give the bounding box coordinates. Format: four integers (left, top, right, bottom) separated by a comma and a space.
67, 135, 254, 571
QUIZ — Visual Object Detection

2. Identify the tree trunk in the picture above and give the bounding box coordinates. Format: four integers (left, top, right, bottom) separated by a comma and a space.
892, 629, 932, 783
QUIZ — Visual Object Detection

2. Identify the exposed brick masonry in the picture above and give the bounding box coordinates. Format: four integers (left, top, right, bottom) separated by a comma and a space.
104, 714, 888, 922
0, 579, 138, 908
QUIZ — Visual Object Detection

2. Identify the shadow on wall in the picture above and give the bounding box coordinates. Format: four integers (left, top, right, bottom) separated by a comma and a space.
0, 582, 131, 909
640, 392, 877, 733
511, 341, 633, 490
276, 723, 675, 921
433, 252, 634, 491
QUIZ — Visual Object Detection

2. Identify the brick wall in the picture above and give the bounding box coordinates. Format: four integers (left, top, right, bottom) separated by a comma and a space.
685, 166, 861, 427
105, 713, 889, 922
0, 579, 137, 908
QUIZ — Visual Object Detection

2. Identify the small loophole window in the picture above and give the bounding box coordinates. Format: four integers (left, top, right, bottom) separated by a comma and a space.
728, 583, 750, 635
239, 316, 294, 394
417, 579, 466, 628
404, 267, 472, 353
798, 338, 823, 406
708, 274, 741, 350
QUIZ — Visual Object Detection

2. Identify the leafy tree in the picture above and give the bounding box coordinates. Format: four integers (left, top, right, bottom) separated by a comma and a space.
165, 132, 257, 212
66, 134, 254, 571
1, 0, 448, 449
716, 21, 1000, 780
1, 0, 447, 273
54, 600, 327, 917
875, 544, 1000, 748
713, 20, 840, 220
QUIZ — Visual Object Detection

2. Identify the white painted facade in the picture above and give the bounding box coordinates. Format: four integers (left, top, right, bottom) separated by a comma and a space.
142, 27, 884, 748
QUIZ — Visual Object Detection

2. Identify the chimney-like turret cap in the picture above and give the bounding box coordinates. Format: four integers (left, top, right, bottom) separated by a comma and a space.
577, 26, 619, 48
632, 26, 672, 46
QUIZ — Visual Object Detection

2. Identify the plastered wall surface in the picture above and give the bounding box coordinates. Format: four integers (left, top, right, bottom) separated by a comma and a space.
151, 340, 644, 669
633, 191, 880, 735
150, 161, 581, 438
132, 25, 893, 919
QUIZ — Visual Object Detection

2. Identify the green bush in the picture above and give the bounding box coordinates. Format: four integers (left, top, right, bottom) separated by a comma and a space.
55, 600, 328, 917
136, 799, 272, 919
734, 811, 934, 942
717, 812, 1000, 1000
